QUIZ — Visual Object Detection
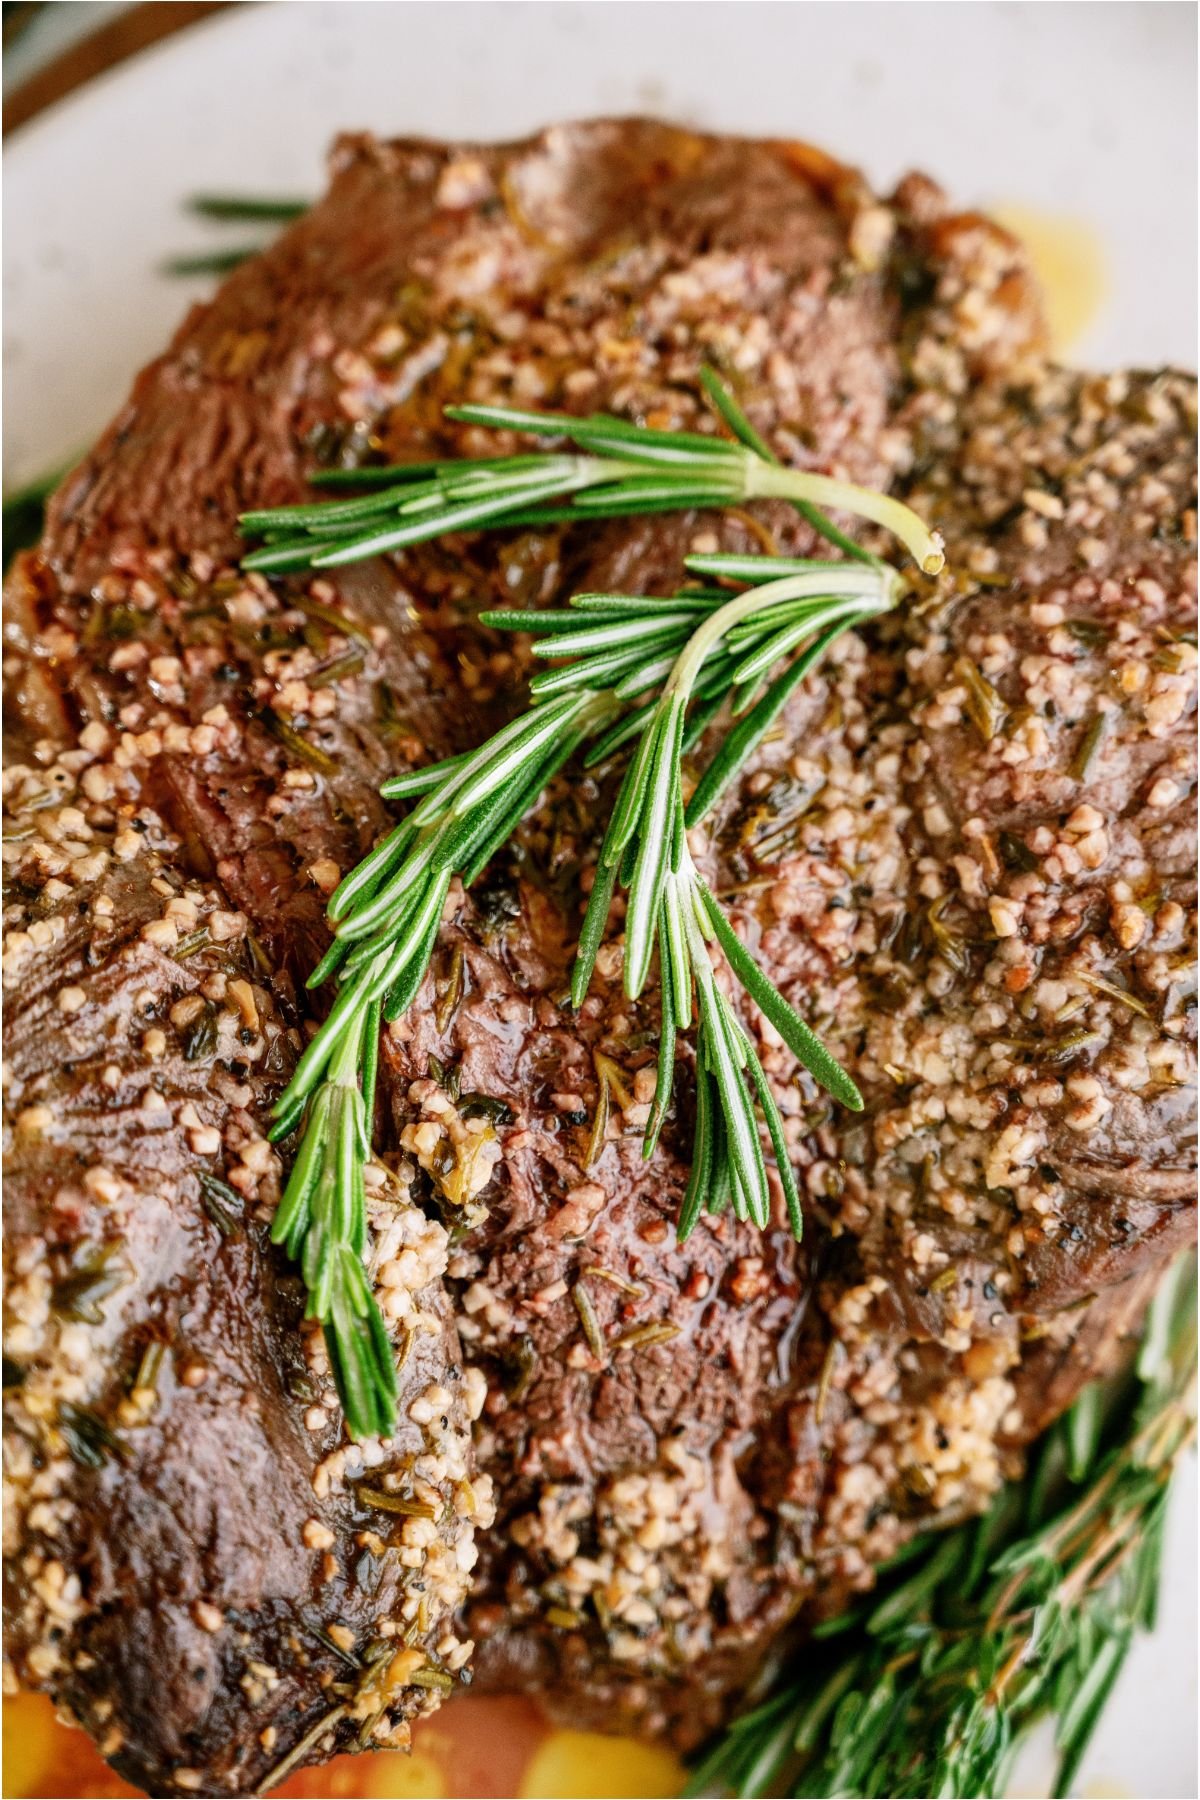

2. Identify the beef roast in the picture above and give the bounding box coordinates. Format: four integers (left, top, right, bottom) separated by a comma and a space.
3, 121, 1194, 1794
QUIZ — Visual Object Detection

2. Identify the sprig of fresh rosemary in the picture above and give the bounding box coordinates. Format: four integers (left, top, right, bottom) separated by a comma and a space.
558, 556, 883, 1234
238, 381, 944, 577
687, 1256, 1197, 1800
260, 373, 937, 1439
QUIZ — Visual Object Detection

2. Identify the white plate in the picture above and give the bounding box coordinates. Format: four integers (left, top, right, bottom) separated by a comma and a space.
3, 5, 1196, 1795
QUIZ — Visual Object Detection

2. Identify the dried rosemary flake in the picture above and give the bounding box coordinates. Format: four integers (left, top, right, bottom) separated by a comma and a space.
52, 1252, 127, 1325
1152, 643, 1191, 673
181, 1000, 218, 1059
434, 944, 465, 1032
198, 1171, 244, 1236
1043, 1028, 1105, 1064
58, 1402, 123, 1469
927, 896, 971, 977
260, 709, 339, 776
572, 1283, 607, 1360
998, 830, 1039, 873
174, 928, 212, 963
593, 1051, 633, 1111
955, 655, 1007, 743
310, 649, 367, 689
293, 594, 373, 646
311, 1625, 363, 1669
409, 1668, 455, 1692
613, 1321, 681, 1351
459, 1091, 513, 1124
584, 1066, 611, 1169
354, 1484, 438, 1519
581, 1265, 645, 1298
1066, 618, 1110, 649
1070, 713, 1105, 781
504, 1334, 537, 1403
929, 1266, 959, 1294
1076, 971, 1152, 1018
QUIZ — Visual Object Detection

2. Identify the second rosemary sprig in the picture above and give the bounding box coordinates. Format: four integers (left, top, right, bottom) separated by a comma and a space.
686, 1256, 1197, 1800
558, 556, 890, 1236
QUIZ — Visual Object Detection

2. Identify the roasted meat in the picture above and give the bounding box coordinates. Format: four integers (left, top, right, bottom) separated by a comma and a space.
3, 121, 1195, 1796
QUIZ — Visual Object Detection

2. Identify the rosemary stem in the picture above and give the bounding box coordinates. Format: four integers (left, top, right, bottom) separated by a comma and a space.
666, 566, 897, 704
749, 461, 946, 574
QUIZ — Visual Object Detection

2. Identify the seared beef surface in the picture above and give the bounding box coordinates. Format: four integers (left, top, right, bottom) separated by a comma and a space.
3, 122, 1195, 1794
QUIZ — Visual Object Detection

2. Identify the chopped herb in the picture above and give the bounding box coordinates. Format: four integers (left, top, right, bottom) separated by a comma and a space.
955, 655, 1007, 743
52, 1250, 127, 1325
584, 1061, 612, 1168
310, 649, 367, 689
927, 895, 971, 977
503, 1334, 537, 1404
293, 593, 373, 647
458, 1091, 513, 1124
613, 1321, 681, 1351
354, 1483, 438, 1518
435, 944, 465, 1032
1076, 970, 1152, 1018
814, 1339, 842, 1426
198, 1171, 244, 1237
58, 1402, 123, 1469
258, 709, 339, 776
998, 830, 1038, 874
1152, 642, 1192, 673
1066, 618, 1110, 648
180, 998, 218, 1058
427, 1054, 460, 1099
1071, 713, 1106, 780
176, 927, 215, 970
1043, 1027, 1105, 1064
309, 1624, 363, 1670
130, 1338, 167, 1399
409, 1668, 454, 1692
572, 1283, 607, 1359
581, 1265, 645, 1298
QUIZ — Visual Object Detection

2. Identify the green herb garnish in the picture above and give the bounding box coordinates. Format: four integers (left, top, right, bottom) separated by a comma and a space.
238, 383, 943, 577
686, 1257, 1196, 1800
261, 373, 938, 1439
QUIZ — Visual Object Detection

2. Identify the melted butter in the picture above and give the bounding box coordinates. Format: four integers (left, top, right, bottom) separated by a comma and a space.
992, 204, 1108, 353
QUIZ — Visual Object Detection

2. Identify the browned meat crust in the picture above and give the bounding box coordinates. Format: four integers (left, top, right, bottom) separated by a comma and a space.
2, 120, 1193, 1793
435, 365, 1199, 1743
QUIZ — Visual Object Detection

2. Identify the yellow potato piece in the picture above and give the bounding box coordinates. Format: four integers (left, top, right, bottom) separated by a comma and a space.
520, 1729, 682, 1800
